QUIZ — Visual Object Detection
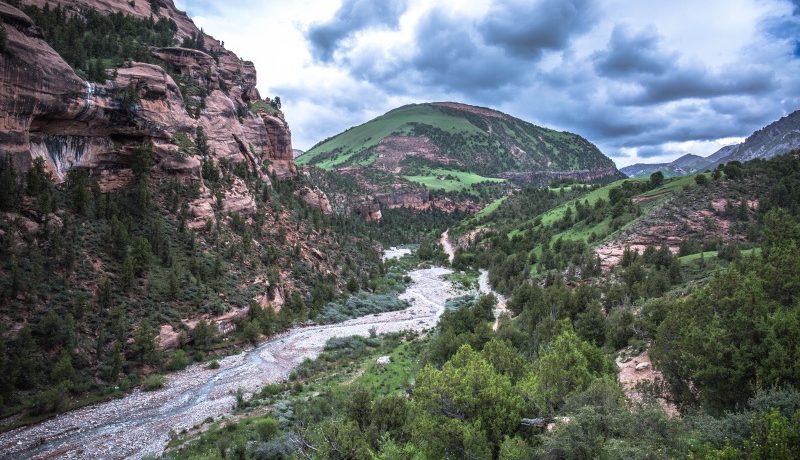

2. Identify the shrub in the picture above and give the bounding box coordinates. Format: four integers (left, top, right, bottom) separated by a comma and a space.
208, 360, 220, 369
142, 374, 166, 391
166, 350, 190, 371
695, 174, 709, 186
315, 294, 408, 324
30, 385, 68, 415
254, 417, 279, 440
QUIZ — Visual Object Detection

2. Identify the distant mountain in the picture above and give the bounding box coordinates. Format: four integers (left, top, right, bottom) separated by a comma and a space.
622, 110, 800, 178
708, 110, 800, 167
621, 154, 709, 178
299, 102, 621, 219
293, 149, 305, 159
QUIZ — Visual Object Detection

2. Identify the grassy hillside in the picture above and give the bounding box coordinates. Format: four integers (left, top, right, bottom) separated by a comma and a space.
300, 102, 618, 177
403, 168, 506, 192
297, 104, 484, 169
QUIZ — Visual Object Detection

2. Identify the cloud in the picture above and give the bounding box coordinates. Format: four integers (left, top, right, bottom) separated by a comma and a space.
182, 0, 800, 167
621, 65, 776, 105
405, 8, 528, 95
307, 0, 409, 61
594, 26, 777, 106
593, 27, 671, 77
479, 0, 598, 58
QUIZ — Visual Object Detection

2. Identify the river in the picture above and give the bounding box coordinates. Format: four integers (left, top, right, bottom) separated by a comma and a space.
441, 229, 509, 330
0, 265, 462, 459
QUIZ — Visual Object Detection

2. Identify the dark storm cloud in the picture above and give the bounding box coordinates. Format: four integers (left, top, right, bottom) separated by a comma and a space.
307, 0, 597, 96
606, 114, 767, 149
479, 0, 598, 58
621, 67, 776, 105
308, 0, 409, 62
406, 9, 528, 94
593, 27, 671, 77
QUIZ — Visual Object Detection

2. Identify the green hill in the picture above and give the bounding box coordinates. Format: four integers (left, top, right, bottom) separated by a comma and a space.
299, 102, 620, 180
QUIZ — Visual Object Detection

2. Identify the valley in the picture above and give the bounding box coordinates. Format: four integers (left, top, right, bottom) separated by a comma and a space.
1, 0, 800, 458
0, 258, 464, 459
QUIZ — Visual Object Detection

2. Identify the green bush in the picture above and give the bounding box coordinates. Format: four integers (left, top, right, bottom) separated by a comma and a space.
142, 374, 166, 391
166, 350, 190, 371
253, 417, 279, 440
30, 385, 68, 415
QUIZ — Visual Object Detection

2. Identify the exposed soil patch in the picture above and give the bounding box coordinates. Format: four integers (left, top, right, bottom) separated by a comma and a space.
596, 180, 760, 270
617, 350, 677, 416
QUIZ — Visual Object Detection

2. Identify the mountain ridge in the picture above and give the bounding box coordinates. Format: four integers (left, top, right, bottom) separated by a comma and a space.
622, 110, 800, 178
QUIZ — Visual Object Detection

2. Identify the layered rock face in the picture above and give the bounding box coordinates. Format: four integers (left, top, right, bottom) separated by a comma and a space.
0, 0, 296, 187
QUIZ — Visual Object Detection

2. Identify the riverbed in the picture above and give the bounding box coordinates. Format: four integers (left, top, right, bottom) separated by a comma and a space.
0, 266, 462, 459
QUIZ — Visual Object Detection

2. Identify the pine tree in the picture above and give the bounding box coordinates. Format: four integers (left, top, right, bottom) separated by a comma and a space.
132, 320, 157, 365
51, 351, 76, 386
130, 236, 153, 276
195, 126, 209, 157
0, 157, 19, 211
25, 157, 52, 197
108, 341, 123, 382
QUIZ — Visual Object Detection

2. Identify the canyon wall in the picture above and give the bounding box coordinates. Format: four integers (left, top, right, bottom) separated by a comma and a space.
0, 0, 296, 190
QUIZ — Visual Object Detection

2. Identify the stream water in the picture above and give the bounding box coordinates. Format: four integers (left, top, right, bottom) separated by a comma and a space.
0, 265, 462, 459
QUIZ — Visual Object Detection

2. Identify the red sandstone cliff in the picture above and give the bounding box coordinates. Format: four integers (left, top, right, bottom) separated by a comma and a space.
0, 0, 296, 193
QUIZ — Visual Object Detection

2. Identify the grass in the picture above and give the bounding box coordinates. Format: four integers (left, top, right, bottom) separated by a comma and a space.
548, 184, 586, 193
471, 196, 507, 222
298, 104, 485, 169
356, 341, 420, 396
507, 174, 703, 242
679, 247, 761, 262
637, 174, 700, 199
553, 217, 612, 243
537, 180, 632, 227
142, 374, 166, 391
403, 168, 505, 192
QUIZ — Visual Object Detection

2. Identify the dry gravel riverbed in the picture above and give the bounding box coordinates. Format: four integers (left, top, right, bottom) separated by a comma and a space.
0, 266, 462, 459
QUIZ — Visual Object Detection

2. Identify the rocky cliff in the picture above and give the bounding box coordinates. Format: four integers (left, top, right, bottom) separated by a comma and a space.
0, 0, 296, 199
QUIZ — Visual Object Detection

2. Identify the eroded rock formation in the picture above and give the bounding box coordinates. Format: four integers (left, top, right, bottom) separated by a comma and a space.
0, 0, 295, 186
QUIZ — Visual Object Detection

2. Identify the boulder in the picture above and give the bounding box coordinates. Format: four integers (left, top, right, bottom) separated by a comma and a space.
298, 186, 333, 215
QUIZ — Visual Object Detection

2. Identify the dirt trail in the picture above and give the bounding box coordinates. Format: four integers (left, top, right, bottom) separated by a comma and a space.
478, 270, 509, 331
440, 230, 456, 263
0, 267, 461, 460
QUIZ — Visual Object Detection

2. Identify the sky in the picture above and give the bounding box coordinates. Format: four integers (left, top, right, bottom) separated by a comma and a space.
174, 0, 800, 167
